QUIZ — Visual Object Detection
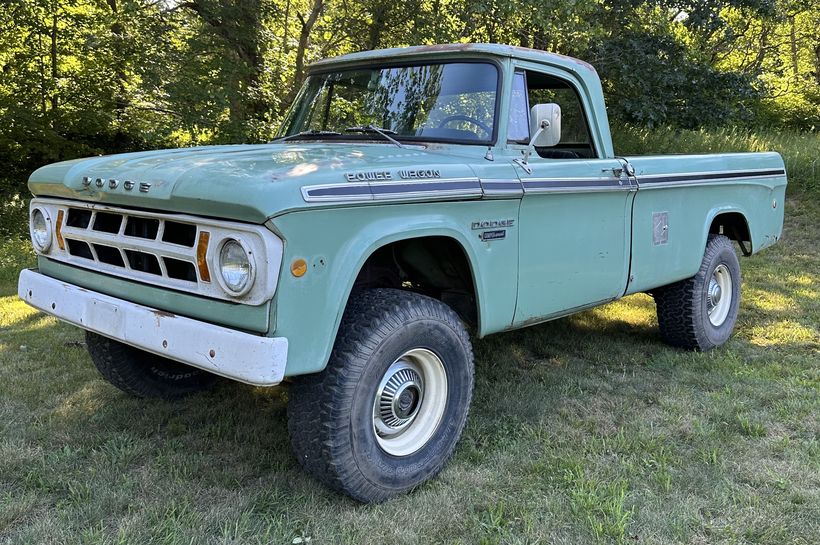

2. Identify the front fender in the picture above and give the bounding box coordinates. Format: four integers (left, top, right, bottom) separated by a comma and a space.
268, 200, 520, 377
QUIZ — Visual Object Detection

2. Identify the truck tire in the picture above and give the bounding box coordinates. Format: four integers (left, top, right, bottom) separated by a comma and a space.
653, 234, 741, 350
287, 288, 474, 503
85, 331, 218, 399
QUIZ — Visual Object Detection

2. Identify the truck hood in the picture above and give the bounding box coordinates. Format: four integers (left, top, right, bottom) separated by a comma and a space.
28, 143, 480, 223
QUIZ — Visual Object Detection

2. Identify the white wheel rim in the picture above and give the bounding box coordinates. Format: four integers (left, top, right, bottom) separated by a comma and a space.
707, 264, 732, 326
372, 348, 448, 456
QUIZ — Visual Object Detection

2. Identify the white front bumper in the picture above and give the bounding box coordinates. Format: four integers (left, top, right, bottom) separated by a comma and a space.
18, 269, 288, 386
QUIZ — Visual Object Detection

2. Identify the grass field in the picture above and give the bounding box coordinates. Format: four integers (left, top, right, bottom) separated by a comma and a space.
1, 131, 819, 544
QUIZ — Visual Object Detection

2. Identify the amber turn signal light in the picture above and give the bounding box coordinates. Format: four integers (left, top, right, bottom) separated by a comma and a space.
291, 258, 307, 277
196, 231, 211, 282
55, 209, 65, 250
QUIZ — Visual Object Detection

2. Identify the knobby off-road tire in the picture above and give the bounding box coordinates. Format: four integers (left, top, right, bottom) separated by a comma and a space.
287, 288, 475, 503
85, 331, 218, 399
653, 234, 741, 350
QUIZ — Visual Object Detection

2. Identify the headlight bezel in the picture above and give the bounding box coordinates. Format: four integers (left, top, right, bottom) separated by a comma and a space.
216, 237, 256, 297
30, 207, 53, 253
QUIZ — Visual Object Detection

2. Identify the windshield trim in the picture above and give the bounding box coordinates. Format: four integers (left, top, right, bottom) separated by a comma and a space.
281, 58, 504, 147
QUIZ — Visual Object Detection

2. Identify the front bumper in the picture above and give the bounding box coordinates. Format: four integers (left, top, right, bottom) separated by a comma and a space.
18, 269, 288, 386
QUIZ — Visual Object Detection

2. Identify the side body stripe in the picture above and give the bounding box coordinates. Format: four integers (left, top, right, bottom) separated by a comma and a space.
638, 168, 786, 188
522, 177, 627, 193
300, 168, 787, 203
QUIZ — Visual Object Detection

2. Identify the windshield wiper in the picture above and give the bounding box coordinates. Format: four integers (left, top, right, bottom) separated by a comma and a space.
273, 129, 342, 142
344, 125, 406, 148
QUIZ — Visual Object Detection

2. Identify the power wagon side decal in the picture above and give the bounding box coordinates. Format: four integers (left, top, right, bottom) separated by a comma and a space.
301, 168, 786, 203
301, 178, 482, 202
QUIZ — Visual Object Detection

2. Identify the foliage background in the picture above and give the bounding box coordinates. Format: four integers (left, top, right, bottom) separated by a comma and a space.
0, 0, 817, 225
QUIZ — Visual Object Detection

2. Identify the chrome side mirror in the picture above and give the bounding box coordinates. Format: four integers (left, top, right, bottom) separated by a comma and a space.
529, 103, 561, 147
516, 103, 562, 173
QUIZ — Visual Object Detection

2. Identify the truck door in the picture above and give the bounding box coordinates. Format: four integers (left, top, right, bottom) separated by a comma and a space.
508, 68, 635, 325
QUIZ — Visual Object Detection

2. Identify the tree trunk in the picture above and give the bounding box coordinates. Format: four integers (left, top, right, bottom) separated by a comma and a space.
368, 6, 385, 50
749, 23, 770, 74
106, 0, 131, 146
184, 0, 267, 138
282, 0, 291, 55
50, 12, 58, 116
815, 43, 820, 86
788, 15, 799, 78
288, 0, 325, 109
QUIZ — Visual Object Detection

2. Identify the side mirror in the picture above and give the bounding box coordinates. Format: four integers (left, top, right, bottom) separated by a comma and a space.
515, 103, 562, 173
530, 103, 561, 147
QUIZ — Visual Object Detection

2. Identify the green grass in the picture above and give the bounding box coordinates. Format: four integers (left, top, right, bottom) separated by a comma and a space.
1, 130, 819, 544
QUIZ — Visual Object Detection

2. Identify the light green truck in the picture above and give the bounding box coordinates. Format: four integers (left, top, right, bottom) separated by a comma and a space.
19, 44, 786, 502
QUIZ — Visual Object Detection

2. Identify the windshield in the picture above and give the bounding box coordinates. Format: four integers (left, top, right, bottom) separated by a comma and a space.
279, 62, 499, 144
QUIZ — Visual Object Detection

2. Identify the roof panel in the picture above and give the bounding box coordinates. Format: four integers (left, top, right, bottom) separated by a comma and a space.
308, 43, 596, 74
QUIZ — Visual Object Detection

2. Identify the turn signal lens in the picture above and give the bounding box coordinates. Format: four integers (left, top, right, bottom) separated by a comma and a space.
55, 209, 65, 250
291, 258, 307, 277
196, 231, 211, 282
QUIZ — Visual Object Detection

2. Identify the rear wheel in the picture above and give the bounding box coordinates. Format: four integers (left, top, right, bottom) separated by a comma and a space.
85, 331, 218, 399
653, 234, 741, 350
287, 288, 474, 503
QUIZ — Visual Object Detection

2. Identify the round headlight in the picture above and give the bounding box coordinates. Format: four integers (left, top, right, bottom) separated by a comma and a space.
31, 208, 52, 252
218, 239, 253, 295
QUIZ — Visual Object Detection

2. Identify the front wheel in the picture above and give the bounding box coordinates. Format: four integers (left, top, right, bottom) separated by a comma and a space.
287, 288, 474, 503
85, 331, 219, 399
653, 234, 741, 350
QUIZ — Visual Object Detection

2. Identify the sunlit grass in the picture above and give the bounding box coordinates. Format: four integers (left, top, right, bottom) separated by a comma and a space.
749, 320, 819, 347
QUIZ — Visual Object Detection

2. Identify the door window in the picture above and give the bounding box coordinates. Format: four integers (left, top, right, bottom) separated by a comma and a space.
507, 70, 595, 158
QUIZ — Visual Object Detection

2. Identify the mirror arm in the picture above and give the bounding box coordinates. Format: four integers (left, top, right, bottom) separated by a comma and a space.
514, 119, 550, 174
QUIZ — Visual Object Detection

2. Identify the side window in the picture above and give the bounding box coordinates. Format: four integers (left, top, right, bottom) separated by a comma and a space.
528, 87, 591, 146
508, 69, 595, 158
507, 72, 530, 143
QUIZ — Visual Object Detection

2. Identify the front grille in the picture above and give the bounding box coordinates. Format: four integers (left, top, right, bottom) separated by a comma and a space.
33, 198, 284, 305
125, 216, 160, 240
62, 207, 200, 283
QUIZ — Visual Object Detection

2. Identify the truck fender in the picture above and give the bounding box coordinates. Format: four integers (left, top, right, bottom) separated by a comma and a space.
703, 204, 753, 255
332, 224, 486, 342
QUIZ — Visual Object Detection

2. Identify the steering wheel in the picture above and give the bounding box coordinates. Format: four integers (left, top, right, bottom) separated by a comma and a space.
436, 115, 492, 138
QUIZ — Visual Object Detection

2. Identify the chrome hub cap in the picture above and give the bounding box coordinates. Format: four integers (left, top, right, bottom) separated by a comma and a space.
707, 279, 722, 309
372, 348, 448, 456
707, 264, 732, 326
375, 364, 423, 432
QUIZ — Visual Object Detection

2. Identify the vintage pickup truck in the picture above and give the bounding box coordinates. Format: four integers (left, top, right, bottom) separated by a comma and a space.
19, 44, 786, 502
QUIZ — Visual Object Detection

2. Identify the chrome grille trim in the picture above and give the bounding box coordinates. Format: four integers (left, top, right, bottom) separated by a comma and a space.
31, 198, 284, 305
